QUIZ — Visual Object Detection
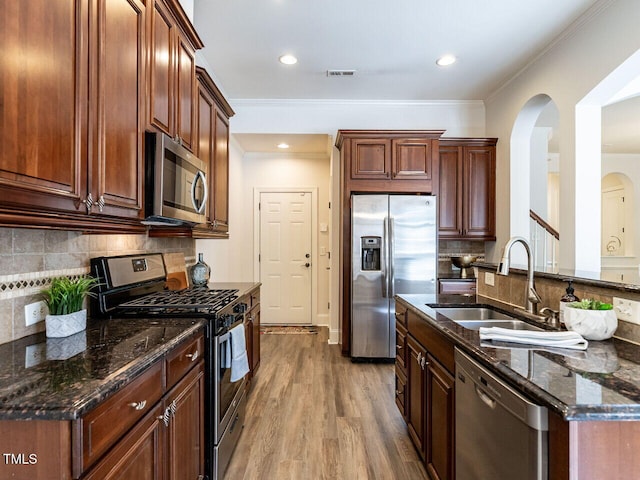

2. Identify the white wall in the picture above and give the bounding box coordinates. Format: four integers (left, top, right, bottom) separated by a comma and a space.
485, 0, 640, 272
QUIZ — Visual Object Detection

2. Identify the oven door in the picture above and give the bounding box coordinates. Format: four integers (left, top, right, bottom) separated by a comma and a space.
214, 329, 246, 442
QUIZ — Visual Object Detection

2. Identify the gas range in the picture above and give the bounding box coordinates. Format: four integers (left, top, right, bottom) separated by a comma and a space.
90, 253, 243, 334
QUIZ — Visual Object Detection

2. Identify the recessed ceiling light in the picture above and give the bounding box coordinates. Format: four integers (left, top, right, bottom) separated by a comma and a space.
277, 143, 290, 149
279, 54, 297, 65
436, 54, 457, 67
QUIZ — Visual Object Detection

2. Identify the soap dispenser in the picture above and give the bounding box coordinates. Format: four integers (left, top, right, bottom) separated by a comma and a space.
559, 280, 579, 324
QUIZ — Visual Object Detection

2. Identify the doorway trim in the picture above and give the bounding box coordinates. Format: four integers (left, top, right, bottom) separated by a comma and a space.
253, 187, 320, 326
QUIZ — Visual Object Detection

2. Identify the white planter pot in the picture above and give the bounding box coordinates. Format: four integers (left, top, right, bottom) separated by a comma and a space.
564, 307, 617, 341
45, 309, 87, 338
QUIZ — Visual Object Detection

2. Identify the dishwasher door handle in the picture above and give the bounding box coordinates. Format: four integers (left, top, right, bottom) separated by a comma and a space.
475, 384, 497, 409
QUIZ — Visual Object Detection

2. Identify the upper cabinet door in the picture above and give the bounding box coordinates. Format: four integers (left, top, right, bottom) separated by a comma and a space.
90, 0, 145, 219
463, 146, 495, 239
438, 146, 463, 237
175, 34, 196, 152
211, 110, 230, 232
392, 139, 433, 180
350, 139, 391, 180
148, 0, 175, 136
0, 1, 89, 214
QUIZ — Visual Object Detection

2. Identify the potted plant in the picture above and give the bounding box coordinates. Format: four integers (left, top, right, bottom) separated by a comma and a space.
564, 299, 617, 341
41, 277, 98, 338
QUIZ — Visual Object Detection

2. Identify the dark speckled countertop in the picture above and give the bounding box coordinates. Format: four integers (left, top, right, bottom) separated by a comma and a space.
398, 293, 640, 421
0, 317, 207, 421
0, 282, 259, 422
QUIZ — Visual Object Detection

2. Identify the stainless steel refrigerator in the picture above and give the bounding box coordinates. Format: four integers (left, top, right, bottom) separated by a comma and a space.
351, 194, 437, 359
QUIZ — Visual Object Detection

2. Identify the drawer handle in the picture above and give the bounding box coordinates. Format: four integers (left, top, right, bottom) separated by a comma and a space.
129, 400, 147, 411
186, 350, 199, 362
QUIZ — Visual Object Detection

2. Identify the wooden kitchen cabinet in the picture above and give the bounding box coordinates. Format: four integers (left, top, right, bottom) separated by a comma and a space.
244, 286, 261, 383
0, 0, 146, 232
398, 304, 456, 479
438, 138, 497, 240
425, 354, 455, 480
148, 0, 202, 152
407, 335, 427, 458
340, 132, 442, 186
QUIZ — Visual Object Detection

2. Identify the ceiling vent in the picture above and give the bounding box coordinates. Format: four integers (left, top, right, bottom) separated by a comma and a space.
327, 70, 356, 77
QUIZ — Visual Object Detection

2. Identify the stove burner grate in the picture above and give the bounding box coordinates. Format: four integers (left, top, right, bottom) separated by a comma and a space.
118, 288, 239, 313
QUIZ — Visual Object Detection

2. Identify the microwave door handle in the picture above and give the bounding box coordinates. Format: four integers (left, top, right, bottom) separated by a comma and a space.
191, 170, 208, 214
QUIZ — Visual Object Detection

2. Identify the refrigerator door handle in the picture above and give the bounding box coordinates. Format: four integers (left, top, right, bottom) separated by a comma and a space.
382, 216, 389, 298
389, 217, 395, 297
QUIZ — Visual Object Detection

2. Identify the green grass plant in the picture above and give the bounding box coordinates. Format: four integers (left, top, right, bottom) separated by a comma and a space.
41, 277, 98, 315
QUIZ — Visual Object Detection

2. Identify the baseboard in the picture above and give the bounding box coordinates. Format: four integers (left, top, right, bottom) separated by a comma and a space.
328, 328, 340, 345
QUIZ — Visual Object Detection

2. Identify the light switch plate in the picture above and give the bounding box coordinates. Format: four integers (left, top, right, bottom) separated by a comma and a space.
485, 272, 495, 286
613, 297, 640, 325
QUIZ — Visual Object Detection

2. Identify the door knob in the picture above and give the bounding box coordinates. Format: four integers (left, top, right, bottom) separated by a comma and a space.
305, 253, 310, 258
304, 263, 310, 268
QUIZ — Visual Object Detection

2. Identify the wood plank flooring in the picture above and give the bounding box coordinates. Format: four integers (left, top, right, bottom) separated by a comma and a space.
225, 328, 428, 480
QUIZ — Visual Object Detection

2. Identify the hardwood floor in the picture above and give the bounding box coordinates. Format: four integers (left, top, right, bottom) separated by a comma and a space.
225, 328, 428, 480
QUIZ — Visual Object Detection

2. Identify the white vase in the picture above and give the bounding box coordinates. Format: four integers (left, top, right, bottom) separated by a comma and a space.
45, 309, 87, 338
564, 307, 617, 341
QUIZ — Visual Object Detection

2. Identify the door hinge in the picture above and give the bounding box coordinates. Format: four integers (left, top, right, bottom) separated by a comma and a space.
258, 254, 261, 262
329, 201, 331, 209
258, 202, 261, 210
328, 302, 330, 310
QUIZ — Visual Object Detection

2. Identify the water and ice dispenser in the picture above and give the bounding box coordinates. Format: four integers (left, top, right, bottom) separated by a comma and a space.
361, 236, 381, 271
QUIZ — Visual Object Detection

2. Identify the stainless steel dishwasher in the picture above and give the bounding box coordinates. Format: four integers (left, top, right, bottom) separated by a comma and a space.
455, 348, 548, 480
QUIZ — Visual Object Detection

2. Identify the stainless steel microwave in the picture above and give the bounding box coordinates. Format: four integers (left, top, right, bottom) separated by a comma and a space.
143, 132, 208, 226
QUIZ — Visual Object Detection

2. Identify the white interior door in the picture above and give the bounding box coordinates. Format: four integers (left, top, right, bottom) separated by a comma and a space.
260, 192, 312, 324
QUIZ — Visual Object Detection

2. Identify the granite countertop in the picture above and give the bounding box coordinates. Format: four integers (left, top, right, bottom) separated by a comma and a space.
397, 293, 640, 421
0, 317, 207, 420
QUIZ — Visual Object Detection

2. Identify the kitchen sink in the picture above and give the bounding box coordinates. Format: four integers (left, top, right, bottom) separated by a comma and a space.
432, 307, 543, 331
451, 320, 543, 331
433, 307, 515, 321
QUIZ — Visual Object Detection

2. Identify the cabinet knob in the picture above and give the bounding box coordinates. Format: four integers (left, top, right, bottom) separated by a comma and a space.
186, 350, 199, 362
96, 195, 105, 212
417, 352, 422, 365
129, 400, 147, 411
158, 406, 171, 427
396, 390, 403, 396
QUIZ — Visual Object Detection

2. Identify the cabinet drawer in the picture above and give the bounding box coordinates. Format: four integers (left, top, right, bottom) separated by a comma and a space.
407, 310, 455, 374
166, 333, 204, 390
80, 361, 163, 473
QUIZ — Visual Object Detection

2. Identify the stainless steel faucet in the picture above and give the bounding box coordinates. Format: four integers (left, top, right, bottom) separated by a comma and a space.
497, 236, 542, 315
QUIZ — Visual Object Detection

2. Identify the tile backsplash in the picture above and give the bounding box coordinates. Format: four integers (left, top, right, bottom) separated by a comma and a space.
0, 228, 195, 345
438, 240, 486, 275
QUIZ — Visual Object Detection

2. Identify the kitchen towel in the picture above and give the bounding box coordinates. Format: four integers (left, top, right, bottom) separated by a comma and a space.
230, 323, 250, 382
479, 327, 589, 350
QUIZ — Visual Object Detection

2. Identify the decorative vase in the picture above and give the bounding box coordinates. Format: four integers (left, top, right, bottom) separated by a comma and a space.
564, 307, 617, 340
45, 309, 87, 338
190, 253, 211, 287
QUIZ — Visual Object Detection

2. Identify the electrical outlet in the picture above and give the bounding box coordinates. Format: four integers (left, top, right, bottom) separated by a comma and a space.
485, 272, 495, 287
613, 297, 640, 325
25, 301, 48, 327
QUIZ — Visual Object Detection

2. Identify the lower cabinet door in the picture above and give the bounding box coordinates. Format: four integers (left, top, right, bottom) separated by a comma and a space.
406, 335, 427, 458
425, 354, 455, 480
84, 404, 164, 480
166, 361, 205, 480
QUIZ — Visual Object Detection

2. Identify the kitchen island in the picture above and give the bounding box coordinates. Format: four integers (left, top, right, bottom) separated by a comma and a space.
396, 293, 640, 480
